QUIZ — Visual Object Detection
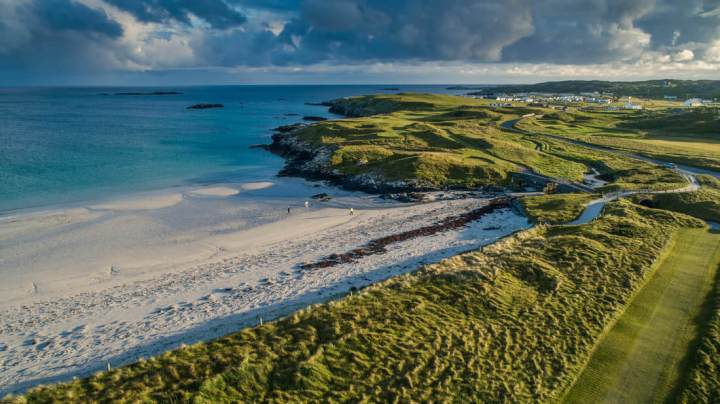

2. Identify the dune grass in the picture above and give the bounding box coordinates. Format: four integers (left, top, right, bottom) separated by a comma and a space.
676, 261, 720, 403
296, 98, 585, 188
563, 227, 720, 403
521, 193, 596, 224
8, 201, 703, 403
6, 93, 716, 402
291, 94, 688, 191
630, 175, 720, 221
528, 135, 687, 192
517, 108, 720, 171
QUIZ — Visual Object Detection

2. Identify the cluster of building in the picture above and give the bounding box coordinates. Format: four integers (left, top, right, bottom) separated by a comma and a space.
473, 92, 717, 110
476, 92, 614, 105
682, 98, 716, 107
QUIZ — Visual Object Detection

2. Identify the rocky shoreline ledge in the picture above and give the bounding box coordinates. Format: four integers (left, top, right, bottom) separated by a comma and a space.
262, 100, 506, 199
264, 123, 428, 195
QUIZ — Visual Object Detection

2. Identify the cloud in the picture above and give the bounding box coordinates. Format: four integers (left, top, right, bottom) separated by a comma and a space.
2, 0, 720, 84
501, 0, 656, 64
0, 0, 126, 81
34, 0, 123, 37
283, 0, 535, 63
103, 0, 246, 29
673, 49, 695, 62
0, 0, 121, 54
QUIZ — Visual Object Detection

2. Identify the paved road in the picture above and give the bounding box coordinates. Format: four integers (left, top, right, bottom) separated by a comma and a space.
499, 118, 707, 225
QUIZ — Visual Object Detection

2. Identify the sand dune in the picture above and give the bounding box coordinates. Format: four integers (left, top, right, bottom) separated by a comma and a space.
0, 178, 529, 395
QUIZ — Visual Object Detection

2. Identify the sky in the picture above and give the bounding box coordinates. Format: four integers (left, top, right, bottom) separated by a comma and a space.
1, 0, 720, 85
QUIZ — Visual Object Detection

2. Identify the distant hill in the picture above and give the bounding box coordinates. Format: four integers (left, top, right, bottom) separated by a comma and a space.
471, 80, 720, 100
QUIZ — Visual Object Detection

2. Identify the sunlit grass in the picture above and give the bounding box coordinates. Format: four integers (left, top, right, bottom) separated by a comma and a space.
294, 94, 688, 190
517, 108, 720, 171
521, 193, 596, 224
564, 227, 720, 403
10, 201, 703, 402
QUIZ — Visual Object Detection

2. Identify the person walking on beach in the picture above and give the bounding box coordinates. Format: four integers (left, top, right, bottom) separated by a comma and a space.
287, 206, 291, 214
349, 208, 354, 216
304, 201, 309, 209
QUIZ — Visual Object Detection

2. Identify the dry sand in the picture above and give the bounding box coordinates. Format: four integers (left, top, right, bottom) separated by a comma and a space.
0, 178, 529, 394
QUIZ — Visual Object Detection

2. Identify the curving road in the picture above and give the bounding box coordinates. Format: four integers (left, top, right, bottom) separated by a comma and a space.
499, 118, 710, 225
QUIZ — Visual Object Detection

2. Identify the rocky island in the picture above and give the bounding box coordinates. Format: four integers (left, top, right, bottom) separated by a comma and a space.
186, 103, 224, 110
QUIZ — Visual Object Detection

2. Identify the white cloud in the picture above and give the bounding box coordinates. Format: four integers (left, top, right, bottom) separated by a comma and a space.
673, 49, 695, 62
704, 41, 720, 62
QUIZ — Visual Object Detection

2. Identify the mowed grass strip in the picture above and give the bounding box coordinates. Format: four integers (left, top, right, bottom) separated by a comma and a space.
564, 227, 720, 404
676, 257, 720, 403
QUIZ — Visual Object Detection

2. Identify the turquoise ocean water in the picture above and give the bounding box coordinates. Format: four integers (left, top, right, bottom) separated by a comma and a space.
0, 85, 467, 213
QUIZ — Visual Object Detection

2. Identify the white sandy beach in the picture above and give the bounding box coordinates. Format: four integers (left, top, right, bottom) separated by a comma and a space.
0, 178, 529, 394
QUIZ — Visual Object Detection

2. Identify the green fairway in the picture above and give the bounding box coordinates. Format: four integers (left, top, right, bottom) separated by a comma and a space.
564, 227, 720, 404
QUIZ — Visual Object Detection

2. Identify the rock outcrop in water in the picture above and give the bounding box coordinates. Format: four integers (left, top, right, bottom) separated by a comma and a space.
302, 116, 327, 121
110, 91, 182, 96
187, 103, 224, 110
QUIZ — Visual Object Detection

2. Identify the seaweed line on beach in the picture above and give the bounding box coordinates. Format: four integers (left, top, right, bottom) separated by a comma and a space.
300, 197, 512, 270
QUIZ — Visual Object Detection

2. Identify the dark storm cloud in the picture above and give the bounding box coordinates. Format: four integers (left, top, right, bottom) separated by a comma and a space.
3, 0, 720, 84
0, 0, 123, 81
288, 0, 536, 62
636, 0, 720, 48
235, 0, 300, 12
499, 0, 659, 63
104, 0, 246, 29
198, 0, 535, 66
32, 0, 123, 37
196, 0, 720, 67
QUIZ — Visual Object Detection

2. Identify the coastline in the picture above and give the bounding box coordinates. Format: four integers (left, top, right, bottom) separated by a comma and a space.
0, 176, 374, 307
0, 94, 534, 395
0, 170, 530, 395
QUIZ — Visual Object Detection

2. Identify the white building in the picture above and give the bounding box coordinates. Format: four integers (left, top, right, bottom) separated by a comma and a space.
623, 96, 643, 110
624, 102, 643, 110
684, 98, 704, 107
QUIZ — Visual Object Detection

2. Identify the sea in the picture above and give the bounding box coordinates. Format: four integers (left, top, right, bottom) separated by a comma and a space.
0, 85, 475, 213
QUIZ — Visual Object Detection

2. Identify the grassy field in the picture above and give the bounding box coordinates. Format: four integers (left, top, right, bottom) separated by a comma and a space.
296, 93, 586, 188
563, 227, 720, 403
7, 201, 703, 402
5, 92, 718, 402
676, 261, 720, 403
630, 175, 720, 221
516, 108, 720, 171
292, 94, 686, 191
521, 193, 596, 224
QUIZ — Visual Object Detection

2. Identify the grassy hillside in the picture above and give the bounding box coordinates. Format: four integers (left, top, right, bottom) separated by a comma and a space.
564, 227, 720, 403
676, 268, 720, 403
516, 108, 720, 171
619, 108, 720, 135
631, 175, 720, 221
471, 79, 720, 100
521, 193, 595, 224
290, 94, 686, 191
10, 201, 702, 402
